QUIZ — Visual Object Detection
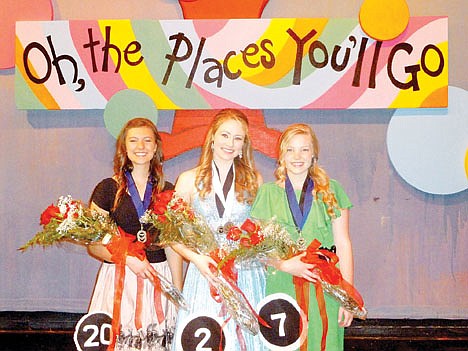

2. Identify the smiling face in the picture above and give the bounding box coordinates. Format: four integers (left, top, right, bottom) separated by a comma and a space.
211, 119, 246, 164
282, 133, 315, 179
125, 126, 157, 167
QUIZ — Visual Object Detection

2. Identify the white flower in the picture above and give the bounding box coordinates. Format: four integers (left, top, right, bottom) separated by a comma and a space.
56, 215, 77, 233
57, 195, 73, 215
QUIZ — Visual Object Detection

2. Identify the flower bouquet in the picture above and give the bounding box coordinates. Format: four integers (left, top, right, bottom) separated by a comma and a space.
218, 218, 367, 320
140, 190, 264, 335
19, 195, 117, 251
218, 218, 300, 268
141, 190, 218, 255
19, 195, 187, 311
218, 218, 366, 351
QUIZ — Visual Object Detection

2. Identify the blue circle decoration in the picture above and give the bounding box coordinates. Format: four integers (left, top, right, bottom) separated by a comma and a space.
387, 86, 468, 194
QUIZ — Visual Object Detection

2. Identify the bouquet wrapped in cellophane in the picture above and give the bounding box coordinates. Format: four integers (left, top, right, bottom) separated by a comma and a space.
140, 190, 263, 335
19, 195, 117, 251
18, 195, 187, 311
218, 218, 367, 320
140, 190, 218, 255
217, 217, 301, 267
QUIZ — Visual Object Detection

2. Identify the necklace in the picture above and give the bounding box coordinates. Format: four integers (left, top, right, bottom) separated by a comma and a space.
285, 175, 314, 250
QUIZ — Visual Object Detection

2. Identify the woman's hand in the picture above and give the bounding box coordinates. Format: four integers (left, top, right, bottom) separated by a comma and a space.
126, 255, 158, 282
170, 243, 219, 285
338, 307, 354, 327
277, 252, 320, 283
191, 253, 219, 286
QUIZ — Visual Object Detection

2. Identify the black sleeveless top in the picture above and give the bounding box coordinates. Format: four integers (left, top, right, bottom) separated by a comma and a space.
91, 178, 174, 263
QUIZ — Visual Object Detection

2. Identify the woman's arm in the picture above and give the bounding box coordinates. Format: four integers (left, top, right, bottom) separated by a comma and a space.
256, 171, 264, 187
170, 168, 219, 285
333, 209, 353, 285
332, 208, 354, 327
86, 201, 159, 281
269, 253, 320, 283
173, 168, 196, 203
165, 246, 184, 290
87, 201, 113, 262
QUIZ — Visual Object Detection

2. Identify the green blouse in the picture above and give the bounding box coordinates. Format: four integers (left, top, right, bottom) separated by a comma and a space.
251, 179, 352, 249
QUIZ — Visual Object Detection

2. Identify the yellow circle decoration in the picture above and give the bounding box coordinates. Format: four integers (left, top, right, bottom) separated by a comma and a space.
465, 148, 468, 179
359, 0, 410, 41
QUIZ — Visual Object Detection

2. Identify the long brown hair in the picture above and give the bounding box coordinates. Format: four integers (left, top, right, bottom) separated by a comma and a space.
196, 109, 259, 204
275, 123, 338, 218
112, 117, 165, 211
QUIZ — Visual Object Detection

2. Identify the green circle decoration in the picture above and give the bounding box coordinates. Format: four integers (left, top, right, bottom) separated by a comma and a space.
103, 89, 159, 138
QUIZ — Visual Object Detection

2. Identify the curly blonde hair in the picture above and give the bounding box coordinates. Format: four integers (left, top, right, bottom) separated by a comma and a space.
275, 123, 338, 218
195, 109, 259, 204
112, 117, 165, 211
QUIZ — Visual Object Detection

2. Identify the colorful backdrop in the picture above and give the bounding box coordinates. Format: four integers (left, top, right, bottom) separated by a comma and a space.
0, 0, 467, 320
15, 17, 448, 110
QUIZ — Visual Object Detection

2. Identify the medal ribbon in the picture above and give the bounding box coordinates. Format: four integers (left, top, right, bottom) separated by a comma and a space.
285, 175, 314, 231
212, 161, 235, 219
125, 170, 153, 218
285, 175, 313, 351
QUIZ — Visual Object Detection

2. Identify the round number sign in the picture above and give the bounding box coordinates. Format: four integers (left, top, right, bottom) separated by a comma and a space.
258, 293, 307, 351
74, 312, 112, 351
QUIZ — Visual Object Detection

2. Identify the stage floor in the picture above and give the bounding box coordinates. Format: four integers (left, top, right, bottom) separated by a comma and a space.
1, 312, 467, 351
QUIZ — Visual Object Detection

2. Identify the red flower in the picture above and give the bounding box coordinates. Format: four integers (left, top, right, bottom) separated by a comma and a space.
239, 237, 252, 248
157, 214, 167, 223
40, 204, 61, 226
249, 232, 264, 246
156, 190, 175, 204
153, 190, 175, 214
240, 218, 258, 234
227, 227, 242, 241
170, 198, 186, 212
153, 203, 168, 215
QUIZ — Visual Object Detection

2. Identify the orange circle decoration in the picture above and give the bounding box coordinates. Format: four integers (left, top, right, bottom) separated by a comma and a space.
359, 0, 410, 41
0, 0, 53, 69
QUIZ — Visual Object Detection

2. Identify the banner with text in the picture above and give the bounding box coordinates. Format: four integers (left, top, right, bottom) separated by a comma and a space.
15, 17, 448, 110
